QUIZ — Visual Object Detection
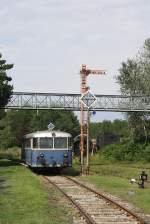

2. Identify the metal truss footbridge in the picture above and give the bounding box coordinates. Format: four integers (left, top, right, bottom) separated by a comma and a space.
5, 92, 150, 112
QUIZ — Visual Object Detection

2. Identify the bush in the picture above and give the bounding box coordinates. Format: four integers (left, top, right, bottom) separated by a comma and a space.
0, 146, 21, 160
102, 144, 125, 161
101, 142, 150, 162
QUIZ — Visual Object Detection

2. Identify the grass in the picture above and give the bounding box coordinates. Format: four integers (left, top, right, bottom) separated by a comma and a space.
0, 159, 72, 224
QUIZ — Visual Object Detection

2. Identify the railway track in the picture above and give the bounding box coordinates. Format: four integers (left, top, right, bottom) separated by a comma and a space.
43, 175, 145, 224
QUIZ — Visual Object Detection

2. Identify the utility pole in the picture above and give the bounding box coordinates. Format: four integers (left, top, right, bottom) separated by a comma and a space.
80, 64, 106, 174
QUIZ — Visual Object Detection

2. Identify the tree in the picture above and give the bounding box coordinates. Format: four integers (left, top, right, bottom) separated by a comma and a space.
116, 38, 150, 142
0, 110, 33, 148
29, 110, 80, 137
0, 53, 13, 109
117, 59, 142, 95
117, 39, 150, 96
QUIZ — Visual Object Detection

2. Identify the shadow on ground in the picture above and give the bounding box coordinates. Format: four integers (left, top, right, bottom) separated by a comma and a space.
0, 159, 20, 167
31, 166, 80, 177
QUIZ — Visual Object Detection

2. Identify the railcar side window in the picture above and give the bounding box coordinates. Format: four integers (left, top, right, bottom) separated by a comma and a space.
25, 139, 31, 148
54, 137, 67, 148
68, 138, 72, 148
39, 138, 53, 148
33, 138, 38, 148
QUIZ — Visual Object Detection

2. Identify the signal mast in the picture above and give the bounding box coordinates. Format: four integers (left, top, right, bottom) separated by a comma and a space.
80, 64, 106, 174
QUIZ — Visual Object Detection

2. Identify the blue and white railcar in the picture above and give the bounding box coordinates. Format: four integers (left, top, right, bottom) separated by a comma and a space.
22, 131, 72, 168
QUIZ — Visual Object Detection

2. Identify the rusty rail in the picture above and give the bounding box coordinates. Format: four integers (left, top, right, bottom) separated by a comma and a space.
65, 176, 145, 224
43, 176, 96, 224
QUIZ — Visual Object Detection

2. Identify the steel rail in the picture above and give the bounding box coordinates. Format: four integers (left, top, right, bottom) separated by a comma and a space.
65, 176, 145, 224
43, 176, 96, 224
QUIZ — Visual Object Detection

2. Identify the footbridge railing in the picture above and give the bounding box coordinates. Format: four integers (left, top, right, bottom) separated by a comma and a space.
5, 92, 150, 112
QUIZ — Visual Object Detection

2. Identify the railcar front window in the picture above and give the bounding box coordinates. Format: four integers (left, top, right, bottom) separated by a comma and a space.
39, 138, 53, 148
54, 137, 67, 148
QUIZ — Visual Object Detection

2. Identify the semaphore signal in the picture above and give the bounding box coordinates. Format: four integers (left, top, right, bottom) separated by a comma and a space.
80, 64, 106, 174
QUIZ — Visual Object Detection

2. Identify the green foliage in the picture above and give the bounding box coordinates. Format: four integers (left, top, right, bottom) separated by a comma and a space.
0, 147, 20, 160
117, 38, 150, 96
0, 53, 13, 109
90, 119, 128, 137
103, 144, 124, 161
90, 117, 150, 163
0, 110, 33, 148
127, 112, 150, 142
143, 145, 150, 162
90, 119, 129, 139
117, 59, 141, 95
0, 110, 80, 149
100, 141, 150, 162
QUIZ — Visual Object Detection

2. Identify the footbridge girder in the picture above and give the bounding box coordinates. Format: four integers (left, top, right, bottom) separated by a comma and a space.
5, 92, 150, 112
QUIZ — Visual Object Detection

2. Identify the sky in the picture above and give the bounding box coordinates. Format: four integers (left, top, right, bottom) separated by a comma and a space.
0, 0, 150, 121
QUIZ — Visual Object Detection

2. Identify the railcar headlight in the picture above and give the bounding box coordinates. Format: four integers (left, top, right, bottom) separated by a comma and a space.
40, 153, 44, 158
64, 153, 68, 158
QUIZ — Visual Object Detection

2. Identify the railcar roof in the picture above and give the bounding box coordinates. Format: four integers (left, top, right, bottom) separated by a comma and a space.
24, 130, 72, 138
